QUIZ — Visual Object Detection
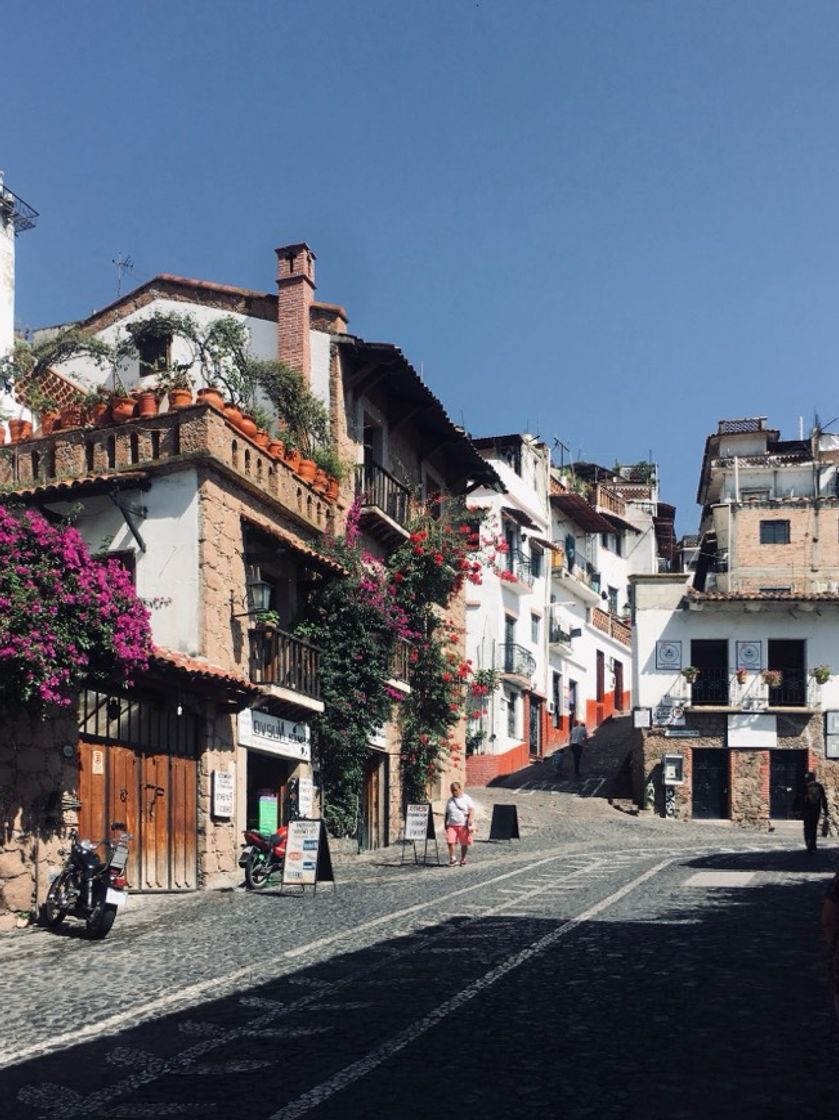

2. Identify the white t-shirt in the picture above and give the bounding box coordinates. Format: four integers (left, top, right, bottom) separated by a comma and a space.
445, 793, 474, 826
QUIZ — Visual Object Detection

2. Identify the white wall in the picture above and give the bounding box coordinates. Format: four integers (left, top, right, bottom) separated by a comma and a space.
55, 469, 202, 654
310, 329, 331, 409
55, 298, 276, 393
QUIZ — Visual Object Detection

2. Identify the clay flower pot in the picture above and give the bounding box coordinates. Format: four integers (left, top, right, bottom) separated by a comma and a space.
253, 429, 270, 449
111, 396, 137, 422
167, 388, 193, 410
0, 423, 6, 445
297, 456, 317, 484
223, 402, 243, 428
59, 404, 85, 430
39, 411, 60, 436
196, 387, 225, 412
134, 391, 159, 419
238, 413, 258, 439
314, 467, 329, 494
8, 418, 33, 443
267, 438, 285, 460
325, 475, 340, 502
90, 401, 112, 427
284, 447, 302, 472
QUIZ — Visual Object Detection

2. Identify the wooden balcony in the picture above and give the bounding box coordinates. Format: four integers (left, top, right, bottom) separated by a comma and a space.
354, 461, 412, 545
248, 627, 323, 715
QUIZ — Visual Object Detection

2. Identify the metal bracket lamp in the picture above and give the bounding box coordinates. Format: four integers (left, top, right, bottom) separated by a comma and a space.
231, 572, 273, 619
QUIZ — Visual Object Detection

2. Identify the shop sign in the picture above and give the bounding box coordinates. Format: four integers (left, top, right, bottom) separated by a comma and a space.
298, 777, 314, 817
664, 729, 699, 738
212, 770, 234, 818
238, 708, 311, 762
283, 819, 321, 884
653, 694, 685, 727
405, 803, 432, 842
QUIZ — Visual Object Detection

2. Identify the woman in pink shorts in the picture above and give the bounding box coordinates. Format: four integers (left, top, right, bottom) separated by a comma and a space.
444, 781, 475, 866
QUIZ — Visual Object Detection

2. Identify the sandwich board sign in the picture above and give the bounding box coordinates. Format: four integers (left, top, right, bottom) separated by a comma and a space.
281, 819, 335, 894
400, 802, 440, 865
488, 803, 520, 841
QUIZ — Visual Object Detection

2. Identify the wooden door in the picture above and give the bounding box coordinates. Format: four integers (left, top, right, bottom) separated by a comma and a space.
78, 741, 140, 887
770, 750, 806, 819
613, 662, 624, 710
139, 752, 197, 891
692, 749, 729, 819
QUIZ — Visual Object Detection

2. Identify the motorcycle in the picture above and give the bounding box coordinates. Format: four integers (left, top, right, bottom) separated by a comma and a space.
239, 826, 287, 889
44, 822, 132, 939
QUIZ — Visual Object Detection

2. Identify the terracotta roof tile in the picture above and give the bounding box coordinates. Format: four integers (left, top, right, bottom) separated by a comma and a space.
550, 492, 614, 534
151, 647, 262, 695
688, 588, 839, 602
0, 471, 148, 501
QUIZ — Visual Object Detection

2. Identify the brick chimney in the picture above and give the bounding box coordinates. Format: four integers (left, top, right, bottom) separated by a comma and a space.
276, 242, 316, 384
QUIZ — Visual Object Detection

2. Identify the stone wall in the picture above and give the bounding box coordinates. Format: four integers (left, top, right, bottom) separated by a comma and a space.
196, 706, 240, 889
632, 710, 839, 829
0, 709, 79, 931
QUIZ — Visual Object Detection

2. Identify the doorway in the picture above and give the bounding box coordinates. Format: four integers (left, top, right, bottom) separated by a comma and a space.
769, 750, 807, 819
767, 640, 806, 706
613, 661, 625, 710
360, 750, 389, 850
691, 749, 729, 819
78, 739, 197, 891
528, 695, 542, 758
690, 640, 729, 705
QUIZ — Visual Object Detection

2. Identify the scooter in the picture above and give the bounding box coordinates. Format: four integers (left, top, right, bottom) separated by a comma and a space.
44, 823, 132, 939
239, 826, 287, 889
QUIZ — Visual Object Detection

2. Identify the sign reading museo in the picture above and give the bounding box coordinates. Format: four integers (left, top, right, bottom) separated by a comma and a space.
238, 708, 311, 762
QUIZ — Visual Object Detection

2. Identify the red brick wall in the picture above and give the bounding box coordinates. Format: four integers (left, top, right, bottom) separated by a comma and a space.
466, 741, 530, 787
276, 244, 316, 384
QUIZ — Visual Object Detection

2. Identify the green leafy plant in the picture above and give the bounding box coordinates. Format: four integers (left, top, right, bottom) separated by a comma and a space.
811, 664, 832, 685
250, 359, 330, 453
253, 609, 281, 629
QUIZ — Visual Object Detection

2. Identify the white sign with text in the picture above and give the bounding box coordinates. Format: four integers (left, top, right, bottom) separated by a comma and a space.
238, 708, 311, 762
282, 819, 321, 885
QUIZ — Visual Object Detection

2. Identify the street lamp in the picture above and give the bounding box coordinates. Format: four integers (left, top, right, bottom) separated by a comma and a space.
231, 571, 273, 618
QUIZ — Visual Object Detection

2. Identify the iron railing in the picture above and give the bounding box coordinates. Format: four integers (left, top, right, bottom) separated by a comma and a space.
355, 462, 411, 527
688, 666, 730, 706
249, 628, 321, 699
503, 548, 533, 586
389, 640, 411, 682
766, 668, 807, 707
687, 666, 810, 708
549, 622, 572, 645
497, 642, 537, 679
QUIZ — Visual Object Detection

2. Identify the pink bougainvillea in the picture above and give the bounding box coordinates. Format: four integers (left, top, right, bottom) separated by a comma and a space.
0, 507, 152, 713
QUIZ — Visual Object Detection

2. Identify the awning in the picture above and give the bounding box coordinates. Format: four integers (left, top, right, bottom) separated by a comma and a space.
601, 512, 640, 535
528, 535, 562, 552
550, 492, 614, 534
242, 516, 348, 576
501, 505, 539, 529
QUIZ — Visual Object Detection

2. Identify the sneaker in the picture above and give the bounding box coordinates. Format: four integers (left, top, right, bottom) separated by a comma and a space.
460, 858, 467, 866
449, 858, 458, 866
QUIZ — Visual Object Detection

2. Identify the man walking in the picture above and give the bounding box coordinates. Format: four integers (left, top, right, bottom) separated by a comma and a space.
569, 720, 588, 780
800, 770, 829, 852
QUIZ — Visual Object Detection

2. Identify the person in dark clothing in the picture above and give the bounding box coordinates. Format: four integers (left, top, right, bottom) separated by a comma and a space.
800, 770, 829, 852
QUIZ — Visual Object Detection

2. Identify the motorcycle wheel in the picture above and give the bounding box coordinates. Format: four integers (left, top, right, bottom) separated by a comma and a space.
44, 871, 72, 928
245, 850, 274, 890
86, 903, 117, 940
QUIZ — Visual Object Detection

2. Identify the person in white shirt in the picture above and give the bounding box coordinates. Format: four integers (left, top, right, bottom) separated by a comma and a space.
569, 721, 588, 779
444, 781, 475, 866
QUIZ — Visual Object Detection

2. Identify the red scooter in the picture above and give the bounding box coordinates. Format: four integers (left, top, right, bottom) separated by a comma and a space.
239, 826, 287, 889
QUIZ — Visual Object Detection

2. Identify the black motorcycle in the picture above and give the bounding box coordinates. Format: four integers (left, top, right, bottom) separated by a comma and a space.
44, 823, 132, 939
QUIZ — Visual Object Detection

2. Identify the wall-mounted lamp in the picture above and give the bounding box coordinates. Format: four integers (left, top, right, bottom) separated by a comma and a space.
231, 571, 273, 618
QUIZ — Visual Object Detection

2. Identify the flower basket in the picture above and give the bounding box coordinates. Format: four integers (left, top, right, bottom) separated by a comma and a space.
762, 669, 783, 688
735, 668, 748, 685
811, 665, 831, 685
681, 666, 701, 683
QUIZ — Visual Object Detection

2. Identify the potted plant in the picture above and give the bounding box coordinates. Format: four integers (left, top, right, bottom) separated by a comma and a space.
811, 664, 831, 685
252, 609, 281, 631
762, 668, 783, 689
736, 668, 749, 685
681, 666, 701, 683
249, 404, 274, 448
155, 365, 193, 410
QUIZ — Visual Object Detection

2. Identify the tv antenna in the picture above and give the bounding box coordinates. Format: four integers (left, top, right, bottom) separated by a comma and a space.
552, 435, 570, 470
112, 254, 134, 297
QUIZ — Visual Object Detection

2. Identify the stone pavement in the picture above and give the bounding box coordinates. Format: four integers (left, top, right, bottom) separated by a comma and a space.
0, 785, 837, 1119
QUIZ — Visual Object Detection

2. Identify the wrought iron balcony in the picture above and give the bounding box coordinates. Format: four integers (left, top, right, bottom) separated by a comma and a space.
497, 642, 537, 680
499, 548, 533, 590
249, 627, 321, 701
549, 622, 572, 646
686, 666, 811, 708
355, 461, 412, 531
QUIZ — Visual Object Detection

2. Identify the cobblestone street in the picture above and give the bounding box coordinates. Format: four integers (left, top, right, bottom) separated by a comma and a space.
0, 786, 836, 1120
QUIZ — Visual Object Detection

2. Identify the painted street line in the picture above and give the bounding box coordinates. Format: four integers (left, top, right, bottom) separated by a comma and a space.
268, 858, 675, 1120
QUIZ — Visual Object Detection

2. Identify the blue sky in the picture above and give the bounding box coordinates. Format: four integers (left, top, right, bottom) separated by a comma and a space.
6, 1, 839, 531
